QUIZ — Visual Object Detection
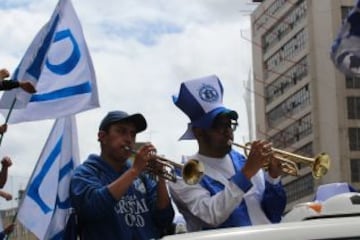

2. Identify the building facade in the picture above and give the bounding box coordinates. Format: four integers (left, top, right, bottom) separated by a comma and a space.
250, 0, 358, 208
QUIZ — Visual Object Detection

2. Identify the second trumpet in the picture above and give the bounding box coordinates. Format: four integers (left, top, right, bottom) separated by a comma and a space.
124, 146, 204, 185
228, 140, 330, 179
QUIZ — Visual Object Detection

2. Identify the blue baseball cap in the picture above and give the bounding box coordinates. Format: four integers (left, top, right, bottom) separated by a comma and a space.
99, 111, 147, 133
173, 75, 238, 140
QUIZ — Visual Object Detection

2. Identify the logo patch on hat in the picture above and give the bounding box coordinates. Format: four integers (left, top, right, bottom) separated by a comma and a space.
199, 84, 219, 103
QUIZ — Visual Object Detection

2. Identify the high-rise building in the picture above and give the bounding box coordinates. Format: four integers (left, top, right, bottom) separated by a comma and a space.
250, 0, 358, 208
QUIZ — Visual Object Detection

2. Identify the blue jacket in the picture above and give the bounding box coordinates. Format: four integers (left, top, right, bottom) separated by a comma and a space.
70, 154, 174, 240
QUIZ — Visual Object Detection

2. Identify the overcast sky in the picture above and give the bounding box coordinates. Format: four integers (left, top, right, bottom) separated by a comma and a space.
0, 0, 257, 208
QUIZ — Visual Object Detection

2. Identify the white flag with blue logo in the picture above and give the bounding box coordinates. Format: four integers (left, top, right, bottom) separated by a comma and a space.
331, 0, 360, 77
17, 115, 80, 240
0, 0, 99, 123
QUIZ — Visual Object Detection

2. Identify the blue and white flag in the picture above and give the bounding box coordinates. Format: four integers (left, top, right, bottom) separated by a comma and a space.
331, 0, 360, 77
17, 116, 80, 240
0, 0, 99, 123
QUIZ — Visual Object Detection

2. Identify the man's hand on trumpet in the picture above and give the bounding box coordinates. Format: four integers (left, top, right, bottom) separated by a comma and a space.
267, 156, 282, 178
131, 143, 158, 175
241, 140, 273, 180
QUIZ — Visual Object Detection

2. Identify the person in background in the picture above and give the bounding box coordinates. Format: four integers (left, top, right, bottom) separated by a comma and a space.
0, 125, 6, 135
0, 68, 36, 93
169, 75, 286, 232
0, 189, 13, 239
0, 156, 13, 239
70, 110, 174, 240
0, 157, 12, 189
0, 68, 36, 134
0, 190, 12, 201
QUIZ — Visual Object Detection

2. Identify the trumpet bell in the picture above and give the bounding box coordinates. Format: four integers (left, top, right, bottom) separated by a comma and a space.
312, 153, 330, 179
124, 146, 204, 184
182, 159, 205, 185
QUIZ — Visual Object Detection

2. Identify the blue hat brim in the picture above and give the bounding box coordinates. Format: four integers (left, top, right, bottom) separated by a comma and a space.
179, 123, 195, 140
179, 107, 238, 140
192, 107, 238, 128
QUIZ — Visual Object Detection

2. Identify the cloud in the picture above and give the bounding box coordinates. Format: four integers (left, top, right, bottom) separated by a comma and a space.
0, 0, 257, 207
100, 19, 183, 46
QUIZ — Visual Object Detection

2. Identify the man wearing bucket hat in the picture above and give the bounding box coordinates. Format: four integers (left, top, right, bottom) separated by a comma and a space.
169, 75, 286, 232
70, 111, 174, 239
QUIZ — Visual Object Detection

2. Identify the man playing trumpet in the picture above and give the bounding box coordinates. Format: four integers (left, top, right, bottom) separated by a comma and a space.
70, 110, 174, 239
169, 75, 286, 232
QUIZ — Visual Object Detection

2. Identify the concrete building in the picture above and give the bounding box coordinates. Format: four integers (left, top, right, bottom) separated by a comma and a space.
250, 0, 358, 208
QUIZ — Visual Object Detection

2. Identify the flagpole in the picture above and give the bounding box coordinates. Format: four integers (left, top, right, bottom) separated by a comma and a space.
0, 97, 17, 146
4, 209, 18, 240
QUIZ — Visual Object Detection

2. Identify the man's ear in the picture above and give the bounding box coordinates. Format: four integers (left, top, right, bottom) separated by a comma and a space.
98, 130, 106, 142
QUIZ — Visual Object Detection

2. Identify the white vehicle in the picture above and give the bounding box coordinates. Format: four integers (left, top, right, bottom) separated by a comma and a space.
162, 193, 360, 240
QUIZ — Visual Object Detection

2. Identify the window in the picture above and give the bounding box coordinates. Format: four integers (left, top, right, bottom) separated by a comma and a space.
295, 142, 313, 157
351, 159, 360, 182
341, 6, 354, 21
349, 128, 360, 151
254, 0, 287, 31
264, 29, 307, 80
267, 85, 310, 128
266, 57, 308, 104
284, 173, 313, 203
347, 97, 360, 119
263, 0, 307, 53
346, 76, 360, 89
269, 114, 312, 149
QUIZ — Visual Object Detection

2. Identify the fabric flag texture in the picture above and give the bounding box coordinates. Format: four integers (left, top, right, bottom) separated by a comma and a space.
17, 116, 80, 240
0, 0, 99, 123
331, 0, 360, 77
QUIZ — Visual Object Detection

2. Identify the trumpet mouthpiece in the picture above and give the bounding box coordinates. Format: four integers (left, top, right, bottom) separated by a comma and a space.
123, 146, 136, 154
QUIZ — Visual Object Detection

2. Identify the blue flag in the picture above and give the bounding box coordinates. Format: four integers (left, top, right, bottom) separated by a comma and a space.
17, 115, 80, 240
0, 0, 99, 123
331, 0, 360, 77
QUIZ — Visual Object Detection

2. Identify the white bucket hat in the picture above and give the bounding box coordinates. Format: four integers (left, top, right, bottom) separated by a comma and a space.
172, 75, 238, 140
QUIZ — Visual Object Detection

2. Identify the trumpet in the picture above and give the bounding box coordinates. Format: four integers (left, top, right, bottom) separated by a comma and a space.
228, 140, 330, 179
124, 146, 204, 185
